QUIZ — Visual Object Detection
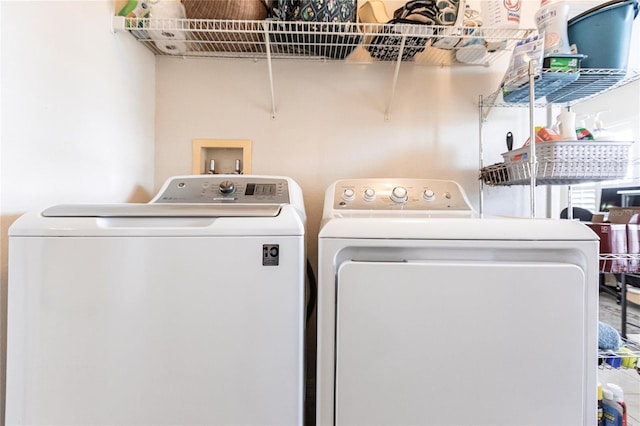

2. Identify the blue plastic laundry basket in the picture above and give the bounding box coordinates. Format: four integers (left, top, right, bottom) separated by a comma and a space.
568, 0, 639, 69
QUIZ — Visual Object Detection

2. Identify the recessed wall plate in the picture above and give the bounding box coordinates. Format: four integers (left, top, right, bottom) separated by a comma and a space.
192, 139, 252, 175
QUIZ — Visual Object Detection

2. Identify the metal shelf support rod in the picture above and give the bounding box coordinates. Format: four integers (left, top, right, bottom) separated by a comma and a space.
262, 21, 277, 118
385, 34, 407, 121
528, 59, 537, 217
479, 94, 485, 217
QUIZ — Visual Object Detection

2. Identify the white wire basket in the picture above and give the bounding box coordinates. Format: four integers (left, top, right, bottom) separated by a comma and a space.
599, 337, 640, 371
481, 141, 633, 186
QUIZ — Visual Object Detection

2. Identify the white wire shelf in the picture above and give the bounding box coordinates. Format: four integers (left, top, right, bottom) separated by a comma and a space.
113, 16, 533, 66
599, 337, 640, 371
600, 254, 640, 274
482, 68, 640, 109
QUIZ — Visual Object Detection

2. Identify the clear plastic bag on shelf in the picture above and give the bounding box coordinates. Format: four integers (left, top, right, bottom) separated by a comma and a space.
502, 34, 544, 92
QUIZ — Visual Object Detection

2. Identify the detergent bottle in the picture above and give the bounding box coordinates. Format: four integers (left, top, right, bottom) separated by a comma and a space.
534, 0, 572, 56
556, 109, 577, 140
481, 0, 521, 28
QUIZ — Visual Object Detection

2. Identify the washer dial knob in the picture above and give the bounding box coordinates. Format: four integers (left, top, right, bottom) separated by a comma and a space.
219, 180, 236, 194
423, 189, 436, 201
363, 188, 376, 202
390, 186, 408, 203
342, 188, 356, 202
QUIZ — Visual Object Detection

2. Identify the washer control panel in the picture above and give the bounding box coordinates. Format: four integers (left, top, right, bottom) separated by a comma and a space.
152, 176, 290, 204
331, 179, 474, 212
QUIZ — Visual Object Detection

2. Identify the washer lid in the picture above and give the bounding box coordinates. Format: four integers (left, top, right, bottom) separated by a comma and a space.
41, 203, 283, 218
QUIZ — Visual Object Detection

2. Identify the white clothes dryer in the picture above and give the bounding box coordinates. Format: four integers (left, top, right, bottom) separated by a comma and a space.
7, 175, 306, 425
316, 178, 599, 426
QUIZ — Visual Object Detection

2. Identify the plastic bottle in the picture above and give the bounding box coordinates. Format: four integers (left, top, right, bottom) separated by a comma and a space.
602, 388, 623, 426
557, 109, 578, 140
534, 0, 572, 56
593, 112, 613, 140
606, 383, 627, 426
575, 114, 594, 140
481, 0, 521, 28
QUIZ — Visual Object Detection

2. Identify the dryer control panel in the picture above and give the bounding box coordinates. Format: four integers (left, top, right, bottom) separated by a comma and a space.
328, 178, 476, 214
151, 175, 291, 204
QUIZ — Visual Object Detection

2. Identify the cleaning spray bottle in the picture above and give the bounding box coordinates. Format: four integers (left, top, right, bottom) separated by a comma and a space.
576, 113, 594, 140
593, 111, 613, 140
606, 383, 627, 426
602, 387, 623, 426
534, 0, 572, 56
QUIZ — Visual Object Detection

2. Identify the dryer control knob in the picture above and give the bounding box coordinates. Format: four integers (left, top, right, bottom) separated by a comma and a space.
423, 189, 436, 201
390, 186, 408, 203
219, 180, 236, 194
342, 188, 355, 202
363, 188, 376, 202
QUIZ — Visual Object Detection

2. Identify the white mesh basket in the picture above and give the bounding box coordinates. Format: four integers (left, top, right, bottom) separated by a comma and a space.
499, 141, 633, 185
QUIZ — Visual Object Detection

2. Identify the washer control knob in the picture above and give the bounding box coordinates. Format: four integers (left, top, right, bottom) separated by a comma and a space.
444, 192, 452, 200
219, 180, 236, 194
363, 188, 376, 202
390, 186, 408, 203
423, 189, 436, 201
342, 188, 355, 202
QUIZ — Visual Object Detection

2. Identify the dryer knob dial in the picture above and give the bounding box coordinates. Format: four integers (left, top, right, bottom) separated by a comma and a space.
423, 189, 436, 201
219, 180, 236, 194
363, 188, 376, 202
342, 188, 355, 202
390, 186, 408, 203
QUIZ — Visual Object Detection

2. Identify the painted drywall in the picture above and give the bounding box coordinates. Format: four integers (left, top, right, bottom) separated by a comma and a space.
0, 1, 156, 422
154, 58, 532, 261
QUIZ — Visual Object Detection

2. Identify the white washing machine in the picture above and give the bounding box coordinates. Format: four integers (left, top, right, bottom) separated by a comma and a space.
316, 178, 599, 426
7, 175, 306, 425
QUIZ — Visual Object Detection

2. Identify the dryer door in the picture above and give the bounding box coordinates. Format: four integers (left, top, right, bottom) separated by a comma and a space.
335, 260, 588, 426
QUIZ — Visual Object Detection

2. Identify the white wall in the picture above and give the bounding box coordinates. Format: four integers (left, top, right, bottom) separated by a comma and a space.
154, 58, 530, 263
0, 1, 156, 422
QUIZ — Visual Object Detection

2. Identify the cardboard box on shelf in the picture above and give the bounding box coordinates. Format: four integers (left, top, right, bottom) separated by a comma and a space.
606, 207, 640, 224
628, 286, 640, 306
628, 224, 640, 273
